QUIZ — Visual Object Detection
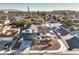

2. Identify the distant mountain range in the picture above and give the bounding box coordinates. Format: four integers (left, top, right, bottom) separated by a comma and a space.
0, 9, 25, 12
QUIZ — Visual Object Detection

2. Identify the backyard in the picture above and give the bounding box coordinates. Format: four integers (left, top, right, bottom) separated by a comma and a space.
30, 37, 60, 50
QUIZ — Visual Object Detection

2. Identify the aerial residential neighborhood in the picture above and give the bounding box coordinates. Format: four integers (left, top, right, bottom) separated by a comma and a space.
0, 3, 79, 55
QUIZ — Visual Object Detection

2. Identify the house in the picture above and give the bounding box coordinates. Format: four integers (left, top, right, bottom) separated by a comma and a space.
71, 18, 79, 25
32, 17, 42, 25
4, 17, 10, 25
48, 20, 62, 28
0, 25, 21, 47
22, 25, 38, 34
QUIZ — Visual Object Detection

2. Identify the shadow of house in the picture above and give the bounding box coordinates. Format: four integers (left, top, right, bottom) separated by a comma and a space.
22, 33, 36, 40
56, 27, 69, 36
66, 36, 79, 50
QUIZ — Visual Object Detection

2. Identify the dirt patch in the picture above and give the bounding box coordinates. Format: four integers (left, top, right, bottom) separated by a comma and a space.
30, 39, 60, 50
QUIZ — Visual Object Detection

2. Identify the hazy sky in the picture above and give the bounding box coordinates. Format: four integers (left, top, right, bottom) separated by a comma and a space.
0, 3, 79, 11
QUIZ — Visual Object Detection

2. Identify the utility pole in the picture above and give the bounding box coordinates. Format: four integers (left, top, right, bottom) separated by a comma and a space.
27, 6, 30, 17
27, 6, 29, 13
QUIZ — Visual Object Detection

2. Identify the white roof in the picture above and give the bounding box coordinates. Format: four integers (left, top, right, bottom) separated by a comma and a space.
22, 28, 33, 33
50, 23, 62, 27
42, 23, 50, 27
45, 33, 52, 36
0, 37, 13, 41
50, 30, 53, 33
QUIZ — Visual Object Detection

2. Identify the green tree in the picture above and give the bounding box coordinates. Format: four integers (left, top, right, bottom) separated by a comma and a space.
24, 18, 32, 25
61, 19, 73, 28
15, 19, 25, 26
32, 38, 36, 45
69, 25, 76, 31
41, 11, 47, 23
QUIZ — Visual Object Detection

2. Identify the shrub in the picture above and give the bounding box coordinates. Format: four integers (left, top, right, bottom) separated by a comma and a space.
32, 38, 36, 45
